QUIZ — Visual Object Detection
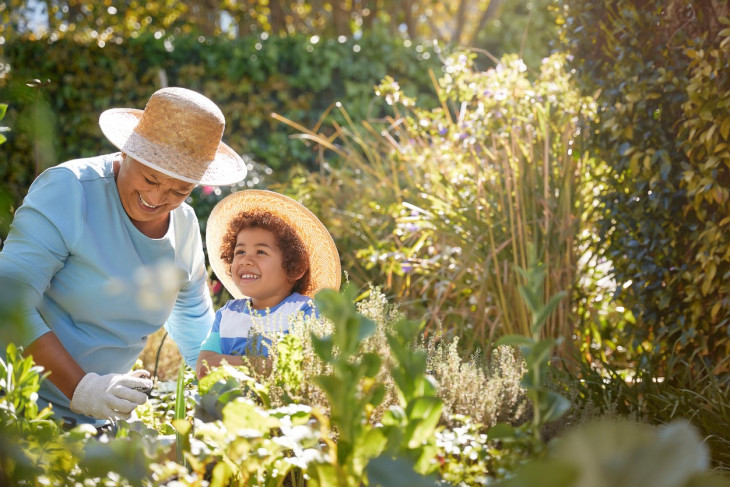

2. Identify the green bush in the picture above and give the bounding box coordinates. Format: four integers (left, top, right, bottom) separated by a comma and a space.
560, 1, 730, 376
0, 30, 441, 240
277, 49, 597, 355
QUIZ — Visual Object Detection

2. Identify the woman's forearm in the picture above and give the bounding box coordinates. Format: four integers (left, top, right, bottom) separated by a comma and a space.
24, 332, 86, 399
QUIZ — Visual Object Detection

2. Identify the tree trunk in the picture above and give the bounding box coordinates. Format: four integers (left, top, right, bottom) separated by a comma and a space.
269, 0, 286, 34
331, 0, 349, 36
362, 0, 377, 30
469, 0, 502, 47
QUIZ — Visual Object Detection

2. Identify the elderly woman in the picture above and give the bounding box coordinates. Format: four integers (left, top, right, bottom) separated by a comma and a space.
0, 87, 246, 428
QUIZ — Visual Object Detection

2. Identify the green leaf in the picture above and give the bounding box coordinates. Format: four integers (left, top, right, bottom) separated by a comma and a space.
357, 428, 387, 460
382, 406, 406, 427
222, 399, 280, 434
538, 390, 571, 423
487, 422, 517, 440
550, 419, 711, 486
497, 334, 533, 348
531, 291, 568, 335
494, 460, 578, 487
311, 333, 334, 362
366, 455, 441, 487
405, 396, 443, 447
314, 374, 345, 399
355, 315, 377, 343
525, 338, 555, 369
174, 363, 186, 421
309, 462, 339, 486
518, 285, 543, 315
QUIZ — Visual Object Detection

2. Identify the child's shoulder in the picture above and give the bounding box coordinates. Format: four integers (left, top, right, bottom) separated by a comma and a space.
280, 293, 318, 317
220, 298, 253, 313
284, 292, 313, 306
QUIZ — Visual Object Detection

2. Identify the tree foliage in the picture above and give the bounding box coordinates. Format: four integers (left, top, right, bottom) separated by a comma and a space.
559, 0, 730, 376
1, 0, 558, 66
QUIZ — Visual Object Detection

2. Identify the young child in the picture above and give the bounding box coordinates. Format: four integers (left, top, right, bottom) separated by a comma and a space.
196, 190, 341, 379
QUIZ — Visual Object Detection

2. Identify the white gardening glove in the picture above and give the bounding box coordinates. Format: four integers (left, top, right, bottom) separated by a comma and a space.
70, 370, 153, 420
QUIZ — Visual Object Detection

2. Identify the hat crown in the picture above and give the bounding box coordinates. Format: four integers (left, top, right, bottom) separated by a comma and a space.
99, 86, 247, 185
135, 87, 224, 164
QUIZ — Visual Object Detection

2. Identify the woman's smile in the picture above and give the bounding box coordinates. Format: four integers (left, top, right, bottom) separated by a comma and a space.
138, 193, 162, 211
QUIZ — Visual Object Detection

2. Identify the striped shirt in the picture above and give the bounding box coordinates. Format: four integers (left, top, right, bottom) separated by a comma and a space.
200, 293, 315, 357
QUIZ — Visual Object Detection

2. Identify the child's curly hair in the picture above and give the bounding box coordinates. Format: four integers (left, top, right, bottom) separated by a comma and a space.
220, 210, 311, 295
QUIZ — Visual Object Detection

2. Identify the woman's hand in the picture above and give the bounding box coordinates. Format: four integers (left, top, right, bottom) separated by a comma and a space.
69, 371, 153, 420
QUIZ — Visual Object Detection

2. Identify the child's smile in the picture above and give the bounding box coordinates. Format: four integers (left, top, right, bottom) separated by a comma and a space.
231, 227, 294, 310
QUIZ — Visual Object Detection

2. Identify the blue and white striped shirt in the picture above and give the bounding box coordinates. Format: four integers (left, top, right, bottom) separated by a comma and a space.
200, 293, 315, 357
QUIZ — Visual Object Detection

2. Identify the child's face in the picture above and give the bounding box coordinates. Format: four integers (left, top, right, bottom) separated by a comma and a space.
231, 227, 296, 310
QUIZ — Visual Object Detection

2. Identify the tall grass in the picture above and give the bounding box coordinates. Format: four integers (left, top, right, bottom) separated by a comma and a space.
275, 50, 597, 354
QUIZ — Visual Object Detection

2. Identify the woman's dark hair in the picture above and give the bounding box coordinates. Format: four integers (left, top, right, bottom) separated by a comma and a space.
220, 210, 311, 295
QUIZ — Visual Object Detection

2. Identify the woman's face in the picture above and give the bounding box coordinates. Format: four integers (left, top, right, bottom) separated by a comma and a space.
116, 155, 195, 227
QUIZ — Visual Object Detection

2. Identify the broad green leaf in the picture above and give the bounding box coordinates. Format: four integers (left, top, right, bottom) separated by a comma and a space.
366, 455, 441, 487
525, 338, 555, 369
308, 463, 340, 487
311, 333, 334, 362
222, 399, 279, 434
355, 315, 377, 343
531, 291, 568, 335
405, 396, 443, 447
551, 419, 710, 487
357, 428, 387, 461
494, 460, 578, 487
315, 371, 343, 393
487, 422, 517, 440
538, 390, 571, 423
382, 406, 406, 427
497, 334, 533, 348
361, 352, 382, 378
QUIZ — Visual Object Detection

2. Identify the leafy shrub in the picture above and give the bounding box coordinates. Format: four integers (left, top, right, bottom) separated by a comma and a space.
560, 0, 730, 375
277, 49, 597, 355
0, 30, 441, 241
4, 286, 728, 485
219, 286, 528, 432
558, 1, 730, 469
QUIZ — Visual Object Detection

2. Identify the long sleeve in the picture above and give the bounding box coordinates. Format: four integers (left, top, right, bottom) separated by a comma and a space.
0, 168, 84, 347
0, 154, 215, 424
164, 224, 215, 367
165, 200, 214, 368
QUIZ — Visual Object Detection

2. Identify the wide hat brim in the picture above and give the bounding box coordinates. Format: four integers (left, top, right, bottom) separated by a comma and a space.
206, 190, 341, 299
99, 108, 247, 186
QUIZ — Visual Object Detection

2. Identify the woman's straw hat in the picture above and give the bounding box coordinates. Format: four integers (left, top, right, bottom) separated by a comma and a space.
99, 87, 246, 185
207, 190, 341, 299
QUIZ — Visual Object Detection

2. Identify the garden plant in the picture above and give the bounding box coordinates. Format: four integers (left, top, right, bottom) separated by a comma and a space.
2, 0, 730, 484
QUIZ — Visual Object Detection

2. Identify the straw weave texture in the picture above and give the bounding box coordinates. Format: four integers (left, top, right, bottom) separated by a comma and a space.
99, 87, 246, 185
207, 190, 341, 299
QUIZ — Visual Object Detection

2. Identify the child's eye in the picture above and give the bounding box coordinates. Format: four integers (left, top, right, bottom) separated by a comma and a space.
257, 250, 267, 255
235, 250, 245, 256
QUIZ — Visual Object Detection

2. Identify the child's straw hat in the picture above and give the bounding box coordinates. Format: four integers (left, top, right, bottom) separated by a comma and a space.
99, 87, 246, 185
207, 190, 341, 299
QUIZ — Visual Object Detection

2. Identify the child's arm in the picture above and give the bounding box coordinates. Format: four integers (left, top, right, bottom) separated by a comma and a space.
196, 350, 243, 379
